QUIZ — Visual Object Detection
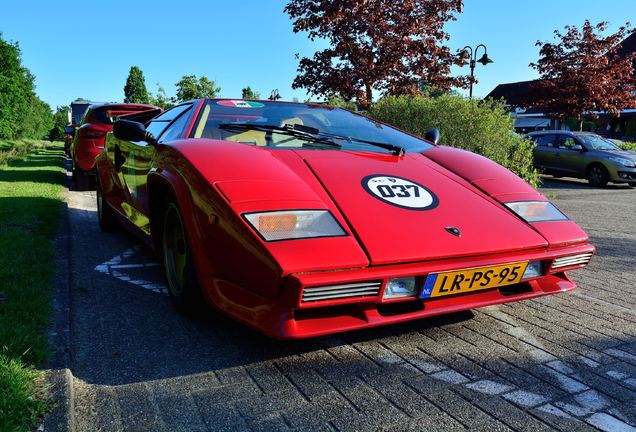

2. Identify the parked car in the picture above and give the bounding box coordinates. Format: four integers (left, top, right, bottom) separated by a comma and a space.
64, 100, 94, 156
95, 99, 594, 339
70, 103, 160, 189
527, 130, 636, 187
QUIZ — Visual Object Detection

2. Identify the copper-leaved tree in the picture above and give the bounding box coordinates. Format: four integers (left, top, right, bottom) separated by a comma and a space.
529, 21, 636, 131
285, 0, 469, 107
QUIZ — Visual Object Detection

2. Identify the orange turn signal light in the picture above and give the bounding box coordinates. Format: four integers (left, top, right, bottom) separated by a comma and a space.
258, 214, 297, 232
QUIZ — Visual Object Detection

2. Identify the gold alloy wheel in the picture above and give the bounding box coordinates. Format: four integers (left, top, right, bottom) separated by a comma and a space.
162, 204, 188, 297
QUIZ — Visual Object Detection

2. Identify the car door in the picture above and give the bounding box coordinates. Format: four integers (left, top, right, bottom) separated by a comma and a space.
118, 104, 194, 233
532, 134, 560, 172
556, 136, 588, 176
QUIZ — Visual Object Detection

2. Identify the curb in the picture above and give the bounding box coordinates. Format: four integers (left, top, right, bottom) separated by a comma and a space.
42, 158, 75, 432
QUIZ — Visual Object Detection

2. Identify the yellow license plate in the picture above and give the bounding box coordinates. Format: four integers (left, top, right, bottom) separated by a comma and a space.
420, 262, 528, 299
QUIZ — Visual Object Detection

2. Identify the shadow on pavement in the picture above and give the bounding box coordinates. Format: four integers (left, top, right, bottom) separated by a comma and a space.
540, 176, 634, 191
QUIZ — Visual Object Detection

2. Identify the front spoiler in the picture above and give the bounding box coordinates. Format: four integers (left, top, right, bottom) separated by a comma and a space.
200, 243, 595, 339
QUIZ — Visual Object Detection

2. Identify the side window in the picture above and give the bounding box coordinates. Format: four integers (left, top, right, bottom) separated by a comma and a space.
154, 104, 192, 122
146, 120, 170, 141
535, 135, 558, 147
158, 109, 192, 143
145, 104, 193, 141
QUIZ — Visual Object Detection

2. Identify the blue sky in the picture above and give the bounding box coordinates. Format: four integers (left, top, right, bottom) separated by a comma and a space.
1, 0, 634, 109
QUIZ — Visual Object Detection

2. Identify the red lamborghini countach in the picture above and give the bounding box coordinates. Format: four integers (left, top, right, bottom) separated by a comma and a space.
95, 99, 594, 339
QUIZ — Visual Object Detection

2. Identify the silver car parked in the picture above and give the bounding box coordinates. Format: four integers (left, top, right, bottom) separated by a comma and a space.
527, 131, 636, 187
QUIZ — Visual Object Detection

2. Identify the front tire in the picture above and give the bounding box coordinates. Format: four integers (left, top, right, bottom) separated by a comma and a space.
160, 198, 203, 314
587, 164, 609, 187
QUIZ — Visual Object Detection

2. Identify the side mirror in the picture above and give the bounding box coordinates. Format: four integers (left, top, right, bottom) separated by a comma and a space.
424, 128, 440, 145
64, 125, 75, 136
113, 119, 153, 144
572, 144, 583, 151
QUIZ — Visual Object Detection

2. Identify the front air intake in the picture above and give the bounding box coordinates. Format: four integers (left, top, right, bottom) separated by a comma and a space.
302, 281, 382, 302
551, 253, 593, 269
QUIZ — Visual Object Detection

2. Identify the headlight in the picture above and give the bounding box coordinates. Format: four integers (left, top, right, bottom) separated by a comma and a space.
608, 156, 635, 167
504, 201, 568, 223
243, 210, 346, 241
383, 277, 417, 299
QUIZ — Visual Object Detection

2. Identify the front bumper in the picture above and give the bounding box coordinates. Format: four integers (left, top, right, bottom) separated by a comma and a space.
609, 164, 636, 183
200, 243, 595, 339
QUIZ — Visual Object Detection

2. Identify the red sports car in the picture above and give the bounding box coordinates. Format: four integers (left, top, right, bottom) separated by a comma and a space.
71, 103, 160, 189
95, 98, 594, 339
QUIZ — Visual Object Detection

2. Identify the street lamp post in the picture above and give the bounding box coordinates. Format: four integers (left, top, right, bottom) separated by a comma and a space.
463, 44, 493, 98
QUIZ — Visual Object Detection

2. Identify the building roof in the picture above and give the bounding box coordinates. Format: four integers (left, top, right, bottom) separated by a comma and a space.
486, 80, 539, 106
617, 32, 636, 59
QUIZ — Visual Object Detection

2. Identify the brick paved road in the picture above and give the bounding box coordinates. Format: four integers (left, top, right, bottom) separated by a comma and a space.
60, 177, 636, 432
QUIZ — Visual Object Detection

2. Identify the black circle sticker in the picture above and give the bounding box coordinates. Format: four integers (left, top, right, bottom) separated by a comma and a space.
361, 175, 439, 210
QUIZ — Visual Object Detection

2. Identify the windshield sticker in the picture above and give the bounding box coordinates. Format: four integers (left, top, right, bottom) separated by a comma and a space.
217, 100, 264, 108
362, 175, 438, 210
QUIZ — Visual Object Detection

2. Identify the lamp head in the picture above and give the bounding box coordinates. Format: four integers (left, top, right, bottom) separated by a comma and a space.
477, 53, 493, 65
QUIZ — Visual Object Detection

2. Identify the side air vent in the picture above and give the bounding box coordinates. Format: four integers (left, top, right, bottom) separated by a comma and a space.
302, 281, 382, 302
551, 253, 593, 269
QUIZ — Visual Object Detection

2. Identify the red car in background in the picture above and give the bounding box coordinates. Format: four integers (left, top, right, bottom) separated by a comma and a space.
70, 103, 159, 189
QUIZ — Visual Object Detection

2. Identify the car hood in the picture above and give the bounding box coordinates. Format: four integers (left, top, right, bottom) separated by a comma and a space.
294, 150, 548, 265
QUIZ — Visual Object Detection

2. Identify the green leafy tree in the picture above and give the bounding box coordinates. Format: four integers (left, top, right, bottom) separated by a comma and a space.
0, 33, 52, 139
174, 74, 221, 102
123, 66, 150, 104
149, 83, 174, 109
241, 86, 261, 99
48, 106, 70, 141
369, 94, 540, 187
325, 95, 357, 110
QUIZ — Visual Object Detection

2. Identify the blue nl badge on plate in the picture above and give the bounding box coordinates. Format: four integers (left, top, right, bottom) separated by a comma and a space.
420, 274, 438, 299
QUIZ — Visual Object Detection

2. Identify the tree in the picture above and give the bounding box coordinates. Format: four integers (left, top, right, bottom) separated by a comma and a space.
284, 0, 469, 107
0, 33, 52, 139
241, 86, 261, 99
149, 83, 174, 109
527, 21, 636, 131
48, 106, 70, 141
123, 66, 149, 104
174, 74, 221, 102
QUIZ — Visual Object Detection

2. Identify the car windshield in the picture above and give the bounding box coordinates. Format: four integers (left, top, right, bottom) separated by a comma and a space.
578, 134, 621, 151
191, 99, 433, 154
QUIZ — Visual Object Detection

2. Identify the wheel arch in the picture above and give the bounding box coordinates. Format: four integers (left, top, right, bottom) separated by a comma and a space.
585, 160, 609, 175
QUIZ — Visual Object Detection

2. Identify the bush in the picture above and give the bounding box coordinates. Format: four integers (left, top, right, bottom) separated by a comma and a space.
368, 95, 540, 188
619, 141, 636, 151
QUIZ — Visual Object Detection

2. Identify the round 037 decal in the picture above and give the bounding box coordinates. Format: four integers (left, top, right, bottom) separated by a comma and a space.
361, 175, 439, 210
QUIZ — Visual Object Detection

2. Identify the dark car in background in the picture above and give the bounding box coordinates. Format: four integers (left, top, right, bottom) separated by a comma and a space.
70, 103, 160, 189
527, 130, 636, 187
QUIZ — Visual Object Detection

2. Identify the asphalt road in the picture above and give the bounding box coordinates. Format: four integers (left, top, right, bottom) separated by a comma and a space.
53, 175, 636, 432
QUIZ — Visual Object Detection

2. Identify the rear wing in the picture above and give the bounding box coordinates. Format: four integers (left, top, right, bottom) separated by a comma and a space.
113, 108, 163, 125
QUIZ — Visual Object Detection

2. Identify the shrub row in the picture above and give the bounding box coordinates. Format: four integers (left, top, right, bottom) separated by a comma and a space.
368, 95, 540, 188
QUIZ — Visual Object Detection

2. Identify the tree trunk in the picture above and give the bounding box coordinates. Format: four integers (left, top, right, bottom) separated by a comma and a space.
577, 114, 583, 132
365, 83, 373, 108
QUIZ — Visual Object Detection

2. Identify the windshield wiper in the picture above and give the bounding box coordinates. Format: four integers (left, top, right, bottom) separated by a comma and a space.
317, 132, 405, 156
219, 122, 405, 156
218, 123, 341, 149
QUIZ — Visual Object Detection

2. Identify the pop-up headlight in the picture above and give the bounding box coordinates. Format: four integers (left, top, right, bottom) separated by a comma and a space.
244, 210, 346, 242
504, 201, 568, 223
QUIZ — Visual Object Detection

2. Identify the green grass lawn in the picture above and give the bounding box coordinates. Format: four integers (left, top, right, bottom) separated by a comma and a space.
0, 139, 66, 432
